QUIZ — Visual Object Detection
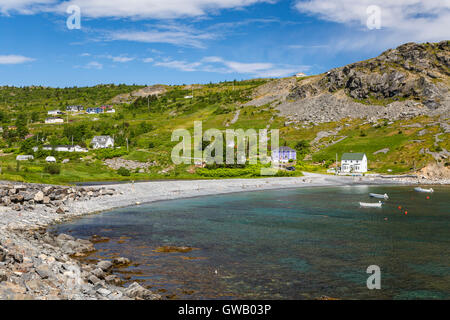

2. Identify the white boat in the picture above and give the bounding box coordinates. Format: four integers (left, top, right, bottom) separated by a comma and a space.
369, 193, 389, 200
360, 201, 383, 208
414, 187, 434, 193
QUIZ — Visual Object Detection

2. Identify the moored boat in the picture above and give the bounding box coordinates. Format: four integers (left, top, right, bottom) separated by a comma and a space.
360, 201, 383, 208
369, 193, 389, 199
414, 187, 434, 193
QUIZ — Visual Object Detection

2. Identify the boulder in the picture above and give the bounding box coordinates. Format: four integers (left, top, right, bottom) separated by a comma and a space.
97, 260, 113, 272
112, 257, 131, 266
34, 191, 44, 202
124, 282, 161, 300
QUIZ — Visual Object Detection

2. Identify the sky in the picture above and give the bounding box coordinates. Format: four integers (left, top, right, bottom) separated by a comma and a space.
0, 0, 449, 87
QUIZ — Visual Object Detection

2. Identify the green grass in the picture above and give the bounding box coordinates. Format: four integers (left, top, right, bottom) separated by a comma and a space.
0, 80, 444, 184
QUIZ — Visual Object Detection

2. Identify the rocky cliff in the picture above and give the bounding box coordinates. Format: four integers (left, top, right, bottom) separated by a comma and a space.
247, 41, 450, 124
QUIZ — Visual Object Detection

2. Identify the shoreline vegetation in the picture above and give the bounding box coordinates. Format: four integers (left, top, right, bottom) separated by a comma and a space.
0, 173, 448, 299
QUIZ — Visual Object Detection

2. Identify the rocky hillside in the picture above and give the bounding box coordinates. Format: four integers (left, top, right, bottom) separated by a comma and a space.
247, 41, 450, 124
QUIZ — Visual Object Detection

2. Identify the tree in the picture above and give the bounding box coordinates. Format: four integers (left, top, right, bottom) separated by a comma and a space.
15, 113, 28, 139
295, 140, 310, 155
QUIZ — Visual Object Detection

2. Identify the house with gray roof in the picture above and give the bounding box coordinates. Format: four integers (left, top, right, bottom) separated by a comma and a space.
91, 136, 114, 149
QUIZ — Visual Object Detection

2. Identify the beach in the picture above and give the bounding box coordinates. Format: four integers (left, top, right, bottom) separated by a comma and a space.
0, 173, 448, 299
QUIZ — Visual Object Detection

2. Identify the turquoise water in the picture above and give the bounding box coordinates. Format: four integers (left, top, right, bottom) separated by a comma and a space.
53, 185, 450, 300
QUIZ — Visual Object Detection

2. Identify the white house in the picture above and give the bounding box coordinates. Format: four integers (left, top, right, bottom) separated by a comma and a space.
45, 117, 64, 124
33, 145, 88, 153
341, 153, 368, 173
45, 156, 57, 163
91, 136, 114, 149
16, 155, 34, 161
48, 110, 63, 116
106, 108, 116, 113
272, 147, 297, 163
296, 72, 307, 78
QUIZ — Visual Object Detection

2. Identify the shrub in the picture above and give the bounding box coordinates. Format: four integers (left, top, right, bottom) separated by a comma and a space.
95, 148, 128, 160
117, 167, 131, 176
44, 163, 61, 175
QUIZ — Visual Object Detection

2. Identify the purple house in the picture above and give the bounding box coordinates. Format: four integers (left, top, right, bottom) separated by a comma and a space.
272, 147, 297, 163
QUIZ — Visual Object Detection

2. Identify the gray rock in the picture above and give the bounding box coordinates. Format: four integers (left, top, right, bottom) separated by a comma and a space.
0, 270, 7, 282
124, 282, 161, 300
104, 275, 121, 286
91, 268, 105, 279
112, 257, 131, 266
88, 275, 101, 285
97, 260, 113, 272
97, 288, 112, 297
34, 191, 44, 202
35, 264, 51, 279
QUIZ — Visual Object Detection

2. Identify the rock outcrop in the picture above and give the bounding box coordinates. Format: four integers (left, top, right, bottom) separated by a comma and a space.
246, 41, 450, 124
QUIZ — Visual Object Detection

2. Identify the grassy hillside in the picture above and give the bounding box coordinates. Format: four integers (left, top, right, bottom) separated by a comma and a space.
0, 79, 447, 185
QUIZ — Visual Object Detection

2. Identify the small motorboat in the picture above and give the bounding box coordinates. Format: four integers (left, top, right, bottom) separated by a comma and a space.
360, 201, 383, 208
369, 193, 389, 200
414, 187, 434, 193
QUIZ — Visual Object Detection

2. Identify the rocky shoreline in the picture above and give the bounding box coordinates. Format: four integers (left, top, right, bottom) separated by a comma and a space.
0, 175, 448, 300
0, 183, 161, 300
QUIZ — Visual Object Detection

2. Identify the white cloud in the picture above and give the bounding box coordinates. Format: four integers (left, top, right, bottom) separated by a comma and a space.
154, 60, 202, 72
0, 55, 35, 64
56, 0, 273, 19
295, 0, 450, 48
142, 57, 154, 63
1, 0, 274, 19
84, 61, 103, 69
105, 55, 135, 63
154, 56, 307, 77
0, 0, 56, 15
107, 25, 216, 48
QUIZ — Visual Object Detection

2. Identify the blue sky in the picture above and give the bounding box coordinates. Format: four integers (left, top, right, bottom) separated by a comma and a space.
0, 0, 449, 87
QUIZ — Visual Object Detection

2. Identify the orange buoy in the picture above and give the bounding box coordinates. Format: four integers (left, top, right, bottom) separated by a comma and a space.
405, 211, 408, 215
426, 196, 430, 200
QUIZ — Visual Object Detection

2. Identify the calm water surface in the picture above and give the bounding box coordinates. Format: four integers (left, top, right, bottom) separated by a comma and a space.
53, 185, 450, 300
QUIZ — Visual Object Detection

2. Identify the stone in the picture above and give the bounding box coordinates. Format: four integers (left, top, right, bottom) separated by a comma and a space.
35, 264, 51, 279
1, 196, 11, 206
104, 275, 122, 286
13, 253, 23, 263
56, 207, 65, 215
91, 268, 105, 279
0, 247, 6, 262
88, 275, 101, 285
97, 288, 112, 297
34, 191, 44, 202
97, 260, 113, 272
112, 257, 131, 266
0, 270, 7, 282
124, 282, 161, 300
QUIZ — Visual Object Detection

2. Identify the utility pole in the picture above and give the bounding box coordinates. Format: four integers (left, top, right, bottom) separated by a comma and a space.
336, 153, 338, 175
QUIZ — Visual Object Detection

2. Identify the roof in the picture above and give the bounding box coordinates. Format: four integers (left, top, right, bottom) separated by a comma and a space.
273, 147, 296, 152
342, 153, 366, 160
92, 136, 113, 144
